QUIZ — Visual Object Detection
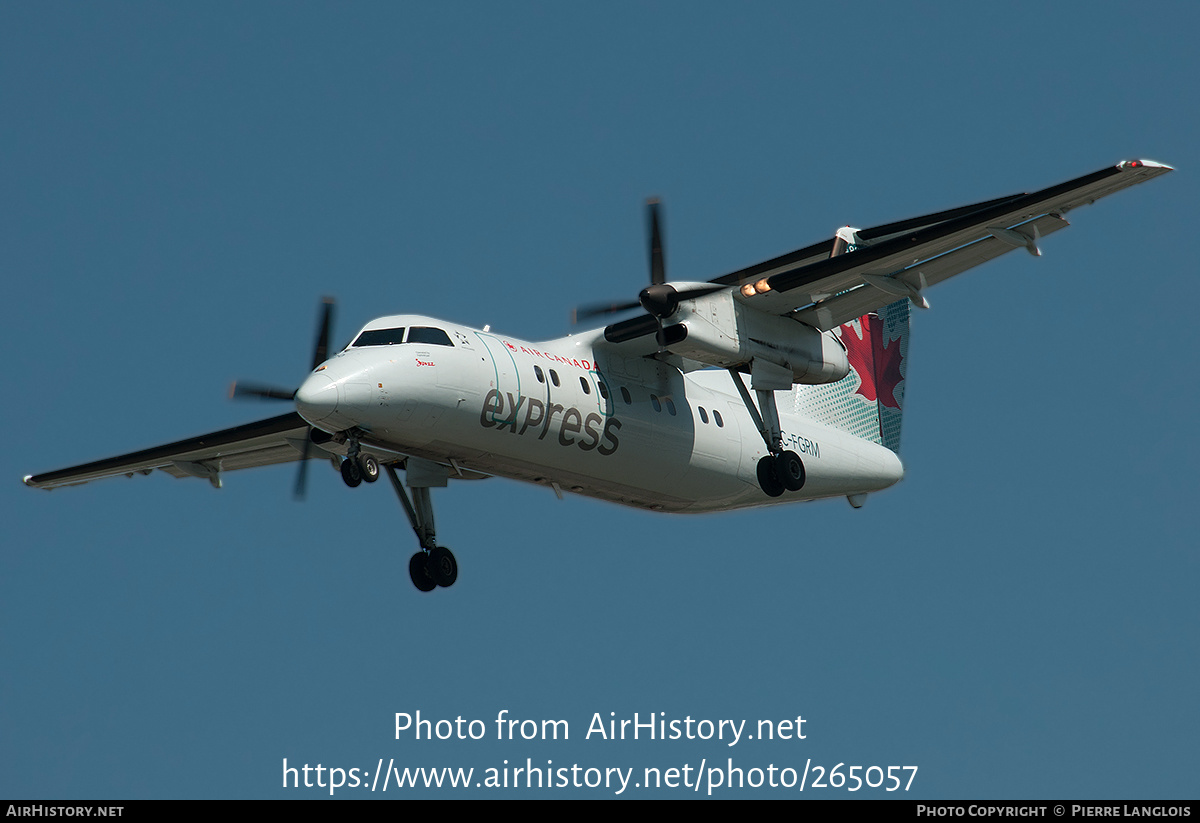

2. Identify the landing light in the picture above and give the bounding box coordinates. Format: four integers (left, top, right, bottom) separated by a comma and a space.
741, 279, 772, 297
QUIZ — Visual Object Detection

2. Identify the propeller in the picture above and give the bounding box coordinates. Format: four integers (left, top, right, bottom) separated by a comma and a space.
229, 382, 295, 401
648, 197, 666, 286
230, 297, 336, 499
572, 199, 722, 345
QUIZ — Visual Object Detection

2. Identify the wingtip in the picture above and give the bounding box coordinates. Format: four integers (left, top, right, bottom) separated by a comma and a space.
1121, 159, 1173, 171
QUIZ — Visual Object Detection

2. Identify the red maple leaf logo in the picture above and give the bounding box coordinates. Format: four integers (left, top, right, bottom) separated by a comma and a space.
838, 313, 904, 410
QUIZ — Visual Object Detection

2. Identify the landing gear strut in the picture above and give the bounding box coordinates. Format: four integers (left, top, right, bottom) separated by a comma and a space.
729, 366, 807, 498
383, 463, 458, 592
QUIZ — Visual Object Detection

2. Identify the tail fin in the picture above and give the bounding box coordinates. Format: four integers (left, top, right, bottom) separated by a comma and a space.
791, 299, 910, 454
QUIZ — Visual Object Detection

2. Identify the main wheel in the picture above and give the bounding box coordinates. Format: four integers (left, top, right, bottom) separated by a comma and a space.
409, 552, 436, 592
340, 458, 362, 488
429, 546, 458, 588
756, 455, 785, 498
358, 454, 380, 483
775, 450, 806, 491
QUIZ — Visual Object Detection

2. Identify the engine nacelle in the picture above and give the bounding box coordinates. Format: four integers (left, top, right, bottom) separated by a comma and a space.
666, 289, 849, 385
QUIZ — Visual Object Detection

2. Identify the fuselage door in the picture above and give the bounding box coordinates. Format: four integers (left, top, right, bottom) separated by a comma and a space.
475, 332, 523, 428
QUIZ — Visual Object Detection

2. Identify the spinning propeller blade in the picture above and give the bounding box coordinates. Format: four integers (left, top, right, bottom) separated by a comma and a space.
230, 296, 338, 499
293, 435, 313, 500
572, 198, 700, 326
312, 297, 335, 370
648, 198, 665, 286
229, 382, 295, 401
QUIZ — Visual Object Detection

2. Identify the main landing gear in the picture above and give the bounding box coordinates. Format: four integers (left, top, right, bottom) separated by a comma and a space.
729, 366, 807, 499
756, 450, 806, 498
335, 436, 456, 593
381, 463, 457, 593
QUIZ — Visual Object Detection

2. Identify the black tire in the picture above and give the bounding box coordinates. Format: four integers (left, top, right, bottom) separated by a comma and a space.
756, 455, 785, 498
340, 458, 362, 488
409, 552, 436, 592
429, 546, 458, 588
358, 454, 380, 483
775, 450, 806, 491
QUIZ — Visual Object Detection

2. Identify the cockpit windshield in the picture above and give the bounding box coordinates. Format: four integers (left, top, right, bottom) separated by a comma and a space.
351, 327, 406, 347
349, 326, 454, 348
406, 327, 454, 347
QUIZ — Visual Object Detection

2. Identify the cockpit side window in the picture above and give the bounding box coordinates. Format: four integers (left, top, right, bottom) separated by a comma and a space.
406, 327, 454, 347
352, 327, 406, 347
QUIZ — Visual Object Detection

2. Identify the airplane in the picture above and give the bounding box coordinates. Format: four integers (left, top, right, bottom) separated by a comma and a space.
23, 159, 1172, 593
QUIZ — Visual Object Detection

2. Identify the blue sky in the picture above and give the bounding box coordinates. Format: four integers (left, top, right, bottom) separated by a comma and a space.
3, 2, 1196, 799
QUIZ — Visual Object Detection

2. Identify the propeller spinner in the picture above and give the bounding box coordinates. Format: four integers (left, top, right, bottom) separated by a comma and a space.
572, 199, 721, 344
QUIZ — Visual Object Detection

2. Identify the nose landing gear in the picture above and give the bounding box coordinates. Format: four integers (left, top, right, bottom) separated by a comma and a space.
340, 440, 380, 488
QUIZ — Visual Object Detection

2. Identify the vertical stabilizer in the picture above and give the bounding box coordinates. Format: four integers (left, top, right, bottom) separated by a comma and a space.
792, 300, 910, 454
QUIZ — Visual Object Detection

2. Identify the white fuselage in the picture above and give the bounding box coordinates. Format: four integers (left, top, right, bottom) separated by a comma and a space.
294, 315, 903, 513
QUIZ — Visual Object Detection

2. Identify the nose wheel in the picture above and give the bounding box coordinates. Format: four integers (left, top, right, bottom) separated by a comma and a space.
340, 441, 380, 488
340, 457, 362, 487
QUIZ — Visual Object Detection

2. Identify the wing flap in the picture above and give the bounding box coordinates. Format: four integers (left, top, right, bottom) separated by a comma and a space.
591, 160, 1168, 356
730, 160, 1171, 316
708, 191, 1031, 288
24, 412, 313, 490
792, 212, 1071, 329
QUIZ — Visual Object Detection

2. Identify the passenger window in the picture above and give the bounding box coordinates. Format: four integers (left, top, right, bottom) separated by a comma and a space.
535, 366, 545, 383
714, 410, 724, 427
651, 394, 661, 413
620, 387, 632, 405
406, 327, 454, 347
665, 398, 676, 416
597, 381, 609, 400
550, 370, 560, 387
699, 407, 709, 424
579, 376, 591, 394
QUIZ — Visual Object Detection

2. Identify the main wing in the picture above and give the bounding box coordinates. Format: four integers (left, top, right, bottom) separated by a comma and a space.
729, 159, 1172, 329
24, 412, 315, 490
601, 159, 1171, 346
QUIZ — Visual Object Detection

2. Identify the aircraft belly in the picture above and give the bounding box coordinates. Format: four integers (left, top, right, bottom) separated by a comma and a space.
770, 415, 904, 499
357, 375, 728, 510
348, 334, 902, 513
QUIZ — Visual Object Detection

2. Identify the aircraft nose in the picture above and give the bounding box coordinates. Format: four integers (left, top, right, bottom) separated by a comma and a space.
295, 372, 339, 426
